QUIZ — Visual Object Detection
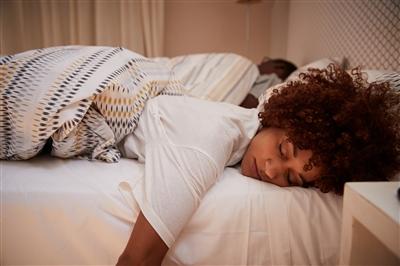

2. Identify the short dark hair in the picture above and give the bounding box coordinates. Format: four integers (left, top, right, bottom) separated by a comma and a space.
269, 59, 297, 79
258, 59, 297, 80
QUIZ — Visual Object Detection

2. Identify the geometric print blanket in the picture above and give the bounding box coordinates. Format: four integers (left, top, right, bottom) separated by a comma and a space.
0, 46, 184, 162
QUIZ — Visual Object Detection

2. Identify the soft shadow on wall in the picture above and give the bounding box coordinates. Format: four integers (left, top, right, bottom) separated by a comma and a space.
164, 0, 287, 63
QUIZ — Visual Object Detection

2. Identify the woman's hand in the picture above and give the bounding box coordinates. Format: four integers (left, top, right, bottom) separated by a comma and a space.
117, 212, 168, 266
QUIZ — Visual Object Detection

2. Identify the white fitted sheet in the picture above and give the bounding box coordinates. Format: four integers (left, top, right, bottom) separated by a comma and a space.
1, 156, 142, 265
1, 156, 343, 265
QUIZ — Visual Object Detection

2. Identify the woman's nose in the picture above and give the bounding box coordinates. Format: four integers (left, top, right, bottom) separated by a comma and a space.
264, 159, 284, 180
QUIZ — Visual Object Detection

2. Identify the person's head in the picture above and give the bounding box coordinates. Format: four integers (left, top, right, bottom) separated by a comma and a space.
241, 64, 400, 194
241, 127, 322, 187
258, 58, 297, 80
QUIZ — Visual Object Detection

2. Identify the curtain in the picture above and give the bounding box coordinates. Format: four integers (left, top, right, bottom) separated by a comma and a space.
0, 0, 165, 57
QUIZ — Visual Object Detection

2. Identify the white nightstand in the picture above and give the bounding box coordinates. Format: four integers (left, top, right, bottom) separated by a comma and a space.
339, 182, 400, 265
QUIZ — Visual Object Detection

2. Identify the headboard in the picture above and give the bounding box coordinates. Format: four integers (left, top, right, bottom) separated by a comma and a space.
285, 0, 399, 71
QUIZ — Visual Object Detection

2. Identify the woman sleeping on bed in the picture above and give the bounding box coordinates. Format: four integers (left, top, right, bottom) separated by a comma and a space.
0, 47, 398, 265
116, 64, 400, 265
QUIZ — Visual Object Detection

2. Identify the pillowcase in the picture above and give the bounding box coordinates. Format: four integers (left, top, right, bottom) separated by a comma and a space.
360, 70, 399, 91
256, 82, 286, 112
256, 68, 399, 113
248, 73, 282, 98
258, 57, 345, 111
286, 57, 345, 82
166, 167, 343, 266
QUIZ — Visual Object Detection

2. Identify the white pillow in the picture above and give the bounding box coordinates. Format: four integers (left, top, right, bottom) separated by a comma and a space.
256, 82, 286, 112
286, 57, 345, 82
167, 167, 343, 265
258, 57, 345, 111
257, 66, 399, 113
249, 73, 282, 98
361, 70, 400, 91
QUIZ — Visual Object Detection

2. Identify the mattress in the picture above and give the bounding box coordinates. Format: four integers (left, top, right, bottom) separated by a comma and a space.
1, 156, 343, 265
2, 156, 140, 265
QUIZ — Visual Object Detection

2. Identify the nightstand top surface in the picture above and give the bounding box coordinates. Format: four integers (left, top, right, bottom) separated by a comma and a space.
346, 182, 400, 223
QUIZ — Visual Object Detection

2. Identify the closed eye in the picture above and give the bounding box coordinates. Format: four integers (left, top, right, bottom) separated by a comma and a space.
279, 142, 287, 160
286, 170, 293, 186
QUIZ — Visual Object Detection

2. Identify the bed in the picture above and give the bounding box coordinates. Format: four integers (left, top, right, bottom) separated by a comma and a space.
2, 155, 342, 265
1, 49, 397, 265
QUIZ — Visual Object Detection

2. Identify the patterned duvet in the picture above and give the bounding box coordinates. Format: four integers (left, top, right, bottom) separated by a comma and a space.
0, 46, 183, 162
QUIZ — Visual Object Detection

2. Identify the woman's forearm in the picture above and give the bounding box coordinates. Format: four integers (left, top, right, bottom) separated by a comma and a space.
117, 212, 168, 266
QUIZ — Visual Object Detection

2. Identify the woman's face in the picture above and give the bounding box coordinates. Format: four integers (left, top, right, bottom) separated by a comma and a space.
241, 127, 321, 187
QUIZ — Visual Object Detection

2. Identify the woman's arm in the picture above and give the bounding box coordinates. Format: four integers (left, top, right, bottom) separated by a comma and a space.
240, 93, 259, 109
117, 212, 168, 266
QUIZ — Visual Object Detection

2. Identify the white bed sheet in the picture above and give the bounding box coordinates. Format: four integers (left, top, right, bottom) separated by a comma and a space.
1, 156, 141, 265
1, 156, 343, 265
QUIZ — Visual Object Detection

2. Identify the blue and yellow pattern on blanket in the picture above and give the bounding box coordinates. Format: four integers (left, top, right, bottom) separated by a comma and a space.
0, 46, 184, 162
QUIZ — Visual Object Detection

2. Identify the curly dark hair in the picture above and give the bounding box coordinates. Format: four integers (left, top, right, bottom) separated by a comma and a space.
258, 64, 400, 194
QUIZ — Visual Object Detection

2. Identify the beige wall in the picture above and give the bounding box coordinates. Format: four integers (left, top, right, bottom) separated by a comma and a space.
164, 0, 275, 63
267, 0, 290, 59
